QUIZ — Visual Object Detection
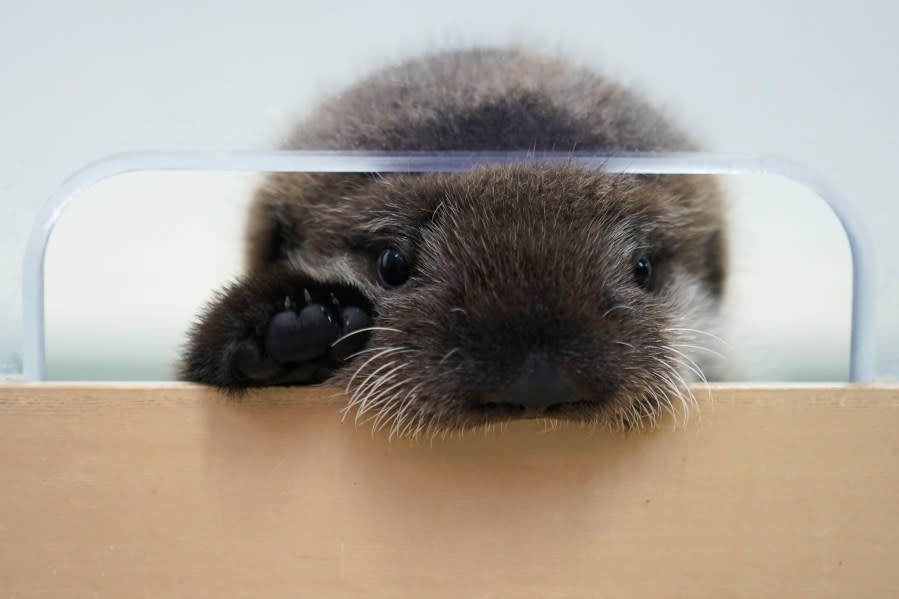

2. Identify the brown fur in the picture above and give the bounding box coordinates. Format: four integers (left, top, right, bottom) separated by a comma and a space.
183, 48, 727, 434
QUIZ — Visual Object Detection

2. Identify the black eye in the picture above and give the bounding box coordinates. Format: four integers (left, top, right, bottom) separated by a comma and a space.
378, 248, 411, 288
633, 256, 653, 289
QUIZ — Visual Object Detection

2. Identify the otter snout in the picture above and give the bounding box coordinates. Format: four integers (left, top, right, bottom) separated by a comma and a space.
483, 351, 580, 417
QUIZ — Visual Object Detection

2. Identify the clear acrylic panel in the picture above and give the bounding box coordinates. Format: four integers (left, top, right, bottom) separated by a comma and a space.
2, 151, 883, 383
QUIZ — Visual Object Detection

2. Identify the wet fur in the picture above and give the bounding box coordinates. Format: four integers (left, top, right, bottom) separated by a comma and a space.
182, 48, 728, 434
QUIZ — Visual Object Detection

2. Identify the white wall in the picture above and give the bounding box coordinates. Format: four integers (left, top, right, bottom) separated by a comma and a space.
1, 0, 897, 380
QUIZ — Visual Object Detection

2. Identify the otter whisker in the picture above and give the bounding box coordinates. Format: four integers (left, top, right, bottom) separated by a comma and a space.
402, 388, 433, 439
669, 343, 725, 359
375, 383, 419, 436
438, 347, 461, 365
350, 378, 402, 426
412, 416, 427, 439
330, 326, 403, 348
397, 404, 422, 440
351, 374, 412, 422
356, 387, 404, 432
345, 345, 402, 374
664, 344, 710, 374
372, 393, 406, 438
663, 344, 712, 408
646, 379, 672, 425
646, 345, 705, 379
355, 375, 416, 431
664, 378, 692, 429
398, 402, 426, 439
412, 407, 432, 439
358, 392, 400, 431
669, 360, 709, 408
663, 352, 707, 385
358, 375, 416, 428
648, 342, 709, 390
643, 382, 673, 428
356, 362, 409, 405
345, 347, 408, 393
659, 390, 681, 428
665, 327, 727, 346
650, 361, 689, 428
343, 344, 408, 362
663, 364, 699, 425
346, 360, 403, 419
348, 358, 399, 406
635, 393, 658, 428
437, 409, 451, 441
349, 362, 407, 420
388, 387, 423, 440
602, 304, 635, 319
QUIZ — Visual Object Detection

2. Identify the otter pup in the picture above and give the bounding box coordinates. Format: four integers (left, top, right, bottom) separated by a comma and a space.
181, 48, 727, 434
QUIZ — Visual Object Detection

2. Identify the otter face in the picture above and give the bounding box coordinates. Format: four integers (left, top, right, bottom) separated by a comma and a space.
260, 165, 726, 435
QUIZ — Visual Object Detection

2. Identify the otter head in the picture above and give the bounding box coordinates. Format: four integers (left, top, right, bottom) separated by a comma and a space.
250, 164, 726, 434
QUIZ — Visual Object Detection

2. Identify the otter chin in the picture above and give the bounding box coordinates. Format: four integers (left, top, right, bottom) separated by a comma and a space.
180, 48, 728, 435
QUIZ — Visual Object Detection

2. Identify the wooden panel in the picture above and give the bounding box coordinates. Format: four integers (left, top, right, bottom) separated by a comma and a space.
1, 383, 898, 597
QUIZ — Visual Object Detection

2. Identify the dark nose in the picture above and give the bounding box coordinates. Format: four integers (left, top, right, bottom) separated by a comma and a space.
499, 352, 577, 417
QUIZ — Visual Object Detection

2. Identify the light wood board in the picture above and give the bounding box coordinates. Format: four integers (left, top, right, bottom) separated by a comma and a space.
1, 383, 898, 597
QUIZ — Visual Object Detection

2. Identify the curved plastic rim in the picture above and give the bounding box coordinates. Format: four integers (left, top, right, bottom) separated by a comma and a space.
21, 151, 876, 382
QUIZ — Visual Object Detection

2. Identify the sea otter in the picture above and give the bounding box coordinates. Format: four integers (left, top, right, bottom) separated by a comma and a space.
180, 48, 727, 435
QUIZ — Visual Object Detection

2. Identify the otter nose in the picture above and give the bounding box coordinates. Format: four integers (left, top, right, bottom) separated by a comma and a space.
501, 352, 577, 416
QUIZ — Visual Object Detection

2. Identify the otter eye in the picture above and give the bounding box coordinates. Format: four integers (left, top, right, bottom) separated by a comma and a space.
378, 248, 411, 288
633, 256, 653, 289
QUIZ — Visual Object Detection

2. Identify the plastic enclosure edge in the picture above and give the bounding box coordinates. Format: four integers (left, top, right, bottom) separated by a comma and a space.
20, 151, 876, 383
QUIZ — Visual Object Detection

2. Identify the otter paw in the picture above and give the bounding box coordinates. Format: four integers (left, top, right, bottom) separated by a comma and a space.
233, 299, 372, 385
181, 273, 373, 389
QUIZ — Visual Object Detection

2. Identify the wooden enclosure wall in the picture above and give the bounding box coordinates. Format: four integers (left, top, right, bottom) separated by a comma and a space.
1, 383, 897, 597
